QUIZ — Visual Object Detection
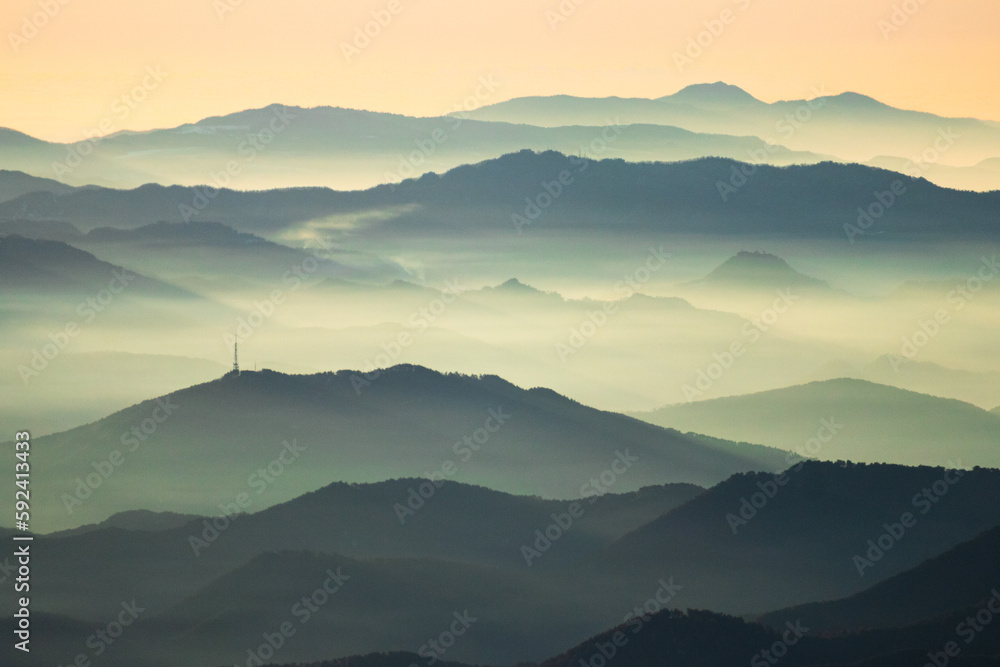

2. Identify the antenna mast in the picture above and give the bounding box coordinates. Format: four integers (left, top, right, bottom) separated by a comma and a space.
233, 336, 240, 375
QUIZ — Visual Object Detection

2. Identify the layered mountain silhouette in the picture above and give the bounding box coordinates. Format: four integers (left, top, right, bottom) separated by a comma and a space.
45, 509, 205, 538
461, 82, 1000, 176
74, 220, 403, 288
3, 79, 1000, 667
0, 235, 195, 298
0, 168, 74, 202
632, 378, 1000, 468
0, 104, 824, 191
537, 605, 1000, 667
2, 152, 997, 240
12, 462, 1000, 666
757, 523, 1000, 632
23, 479, 699, 621
810, 355, 1000, 410
601, 462, 1000, 613
17, 365, 788, 531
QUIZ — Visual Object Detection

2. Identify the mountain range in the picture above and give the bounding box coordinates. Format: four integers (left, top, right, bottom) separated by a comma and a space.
4, 83, 998, 192
6, 460, 1000, 667
2, 80, 999, 667
0, 100, 826, 191
2, 152, 998, 241
461, 82, 1000, 176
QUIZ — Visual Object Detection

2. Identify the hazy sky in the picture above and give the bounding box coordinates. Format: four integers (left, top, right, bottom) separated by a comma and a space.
3, 0, 999, 141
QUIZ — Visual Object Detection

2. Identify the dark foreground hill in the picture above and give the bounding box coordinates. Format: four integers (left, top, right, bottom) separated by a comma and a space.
601, 461, 1000, 613
23, 479, 700, 622
539, 606, 1000, 667
757, 524, 1000, 632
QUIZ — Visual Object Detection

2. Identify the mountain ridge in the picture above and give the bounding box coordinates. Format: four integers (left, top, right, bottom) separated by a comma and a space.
632, 378, 1000, 468
12, 363, 790, 532
2, 152, 997, 239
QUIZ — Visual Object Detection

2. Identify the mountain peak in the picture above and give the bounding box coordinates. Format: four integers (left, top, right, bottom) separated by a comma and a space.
825, 91, 893, 110
698, 251, 828, 288
496, 277, 538, 291
666, 82, 762, 107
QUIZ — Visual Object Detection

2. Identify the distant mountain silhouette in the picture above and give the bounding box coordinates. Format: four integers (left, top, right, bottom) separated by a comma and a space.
867, 155, 1000, 192
0, 168, 73, 202
460, 84, 1000, 177
75, 220, 402, 287
667, 81, 767, 109
0, 218, 82, 241
831, 355, 1000, 410
0, 104, 824, 191
19, 364, 786, 531
632, 378, 1000, 467
1, 152, 997, 240
0, 235, 197, 299
691, 251, 830, 290
45, 509, 204, 538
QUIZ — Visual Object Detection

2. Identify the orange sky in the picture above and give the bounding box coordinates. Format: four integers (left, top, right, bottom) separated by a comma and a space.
2, 0, 999, 142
